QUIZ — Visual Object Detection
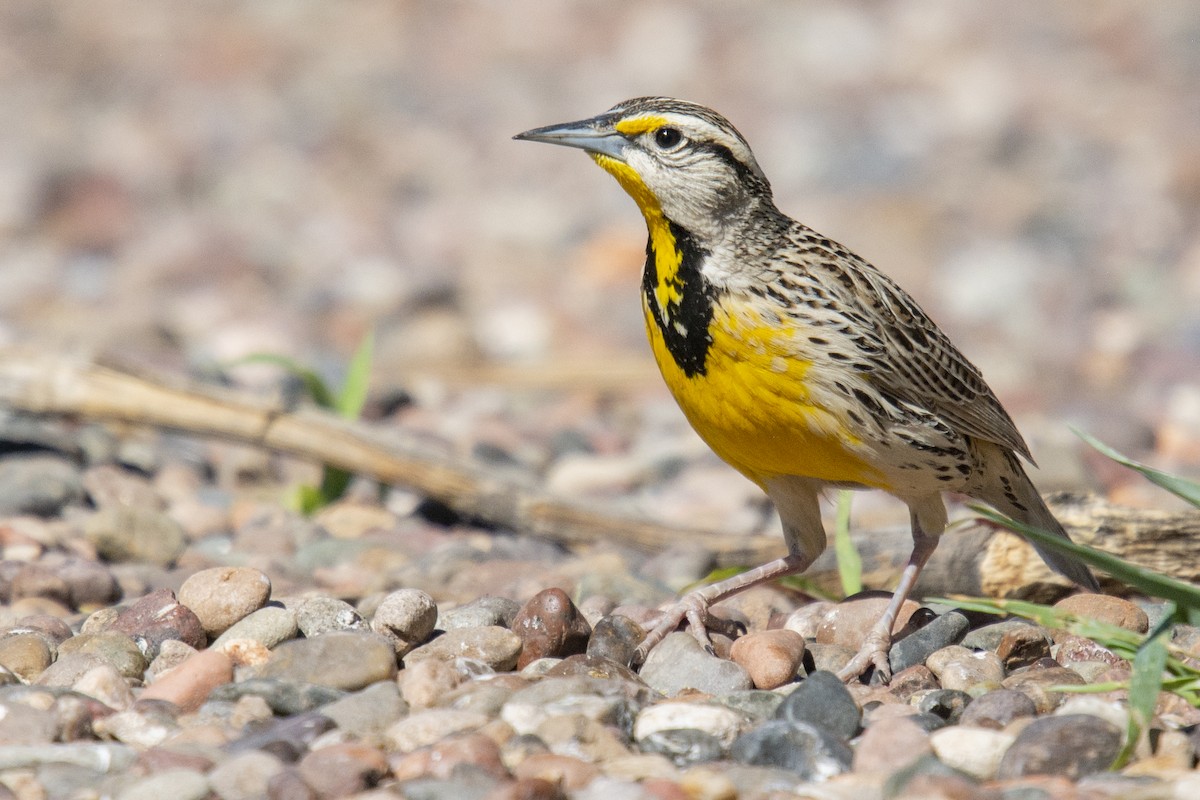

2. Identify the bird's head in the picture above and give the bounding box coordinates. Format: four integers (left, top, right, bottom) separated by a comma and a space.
516, 97, 773, 240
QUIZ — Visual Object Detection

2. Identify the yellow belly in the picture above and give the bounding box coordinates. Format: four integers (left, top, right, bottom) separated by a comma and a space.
644, 298, 885, 489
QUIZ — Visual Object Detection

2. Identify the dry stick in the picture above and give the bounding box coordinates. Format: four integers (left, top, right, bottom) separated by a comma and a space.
2, 349, 1195, 593
0, 349, 782, 566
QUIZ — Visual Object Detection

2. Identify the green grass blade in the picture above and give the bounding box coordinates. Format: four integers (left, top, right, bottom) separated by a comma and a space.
1074, 428, 1200, 508
969, 505, 1200, 624
336, 330, 375, 420
1114, 609, 1172, 768
229, 353, 336, 409
834, 490, 861, 596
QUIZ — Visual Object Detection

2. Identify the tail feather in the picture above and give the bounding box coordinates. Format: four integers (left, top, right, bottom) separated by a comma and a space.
973, 448, 1100, 592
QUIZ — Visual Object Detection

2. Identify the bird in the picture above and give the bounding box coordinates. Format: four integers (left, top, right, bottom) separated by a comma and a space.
515, 97, 1099, 681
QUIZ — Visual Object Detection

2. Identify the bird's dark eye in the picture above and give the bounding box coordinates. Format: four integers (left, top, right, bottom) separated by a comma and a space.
653, 127, 683, 149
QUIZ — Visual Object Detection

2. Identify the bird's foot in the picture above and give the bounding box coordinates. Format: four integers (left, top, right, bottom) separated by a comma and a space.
632, 592, 745, 666
835, 627, 893, 683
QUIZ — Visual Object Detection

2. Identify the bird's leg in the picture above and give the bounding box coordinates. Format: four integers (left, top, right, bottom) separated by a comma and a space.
836, 512, 938, 682
633, 552, 813, 665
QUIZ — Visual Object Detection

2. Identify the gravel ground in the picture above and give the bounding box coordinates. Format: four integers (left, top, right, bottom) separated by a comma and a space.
3, 3, 1200, 799
2, 424, 1200, 799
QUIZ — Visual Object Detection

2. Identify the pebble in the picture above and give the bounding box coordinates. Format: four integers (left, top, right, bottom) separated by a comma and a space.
511, 752, 600, 790
729, 720, 853, 780
917, 689, 973, 724
638, 632, 753, 697
1054, 593, 1150, 634
1001, 664, 1087, 713
294, 595, 367, 637
404, 626, 523, 672
58, 631, 148, 679
83, 506, 187, 567
115, 767, 211, 800
633, 702, 749, 748
438, 595, 521, 630
0, 701, 59, 745
0, 633, 52, 681
110, 588, 207, 659
140, 648, 234, 712
994, 623, 1054, 670
225, 711, 336, 761
370, 588, 438, 657
321, 680, 409, 740
728, 629, 805, 690
929, 725, 1015, 780
390, 731, 508, 781
177, 566, 272, 638
211, 605, 300, 651
512, 587, 592, 669
996, 714, 1123, 780
814, 593, 920, 649
926, 644, 1005, 694
0, 454, 84, 516
638, 729, 725, 767
775, 670, 861, 740
888, 610, 970, 675
501, 675, 654, 737
296, 741, 390, 797
387, 709, 491, 752
73, 663, 135, 710
585, 614, 644, 666
206, 750, 286, 800
536, 713, 632, 761
958, 688, 1038, 729
210, 679, 346, 716
257, 631, 398, 691
853, 714, 932, 774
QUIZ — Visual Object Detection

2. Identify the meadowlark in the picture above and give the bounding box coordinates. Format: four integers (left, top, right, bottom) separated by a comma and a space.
516, 97, 1099, 681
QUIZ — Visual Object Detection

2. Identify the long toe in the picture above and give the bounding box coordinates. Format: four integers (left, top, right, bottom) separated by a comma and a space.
836, 629, 893, 683
636, 592, 719, 664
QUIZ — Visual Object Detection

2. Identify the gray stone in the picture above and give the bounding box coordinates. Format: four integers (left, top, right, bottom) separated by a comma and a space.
319, 680, 409, 740
501, 675, 656, 736
638, 632, 753, 697
774, 669, 860, 740
0, 454, 84, 516
207, 750, 286, 800
209, 678, 345, 716
404, 626, 522, 672
370, 588, 437, 657
996, 713, 1122, 780
730, 720, 852, 780
294, 596, 366, 637
257, 631, 397, 691
438, 596, 521, 630
0, 742, 137, 772
115, 767, 210, 800
888, 610, 969, 674
212, 605, 299, 651
83, 505, 187, 567
58, 631, 147, 679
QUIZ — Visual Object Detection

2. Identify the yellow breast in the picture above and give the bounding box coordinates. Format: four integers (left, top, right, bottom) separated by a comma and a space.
643, 296, 885, 490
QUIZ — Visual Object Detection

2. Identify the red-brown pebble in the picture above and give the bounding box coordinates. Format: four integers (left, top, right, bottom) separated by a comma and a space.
389, 732, 507, 781
140, 649, 233, 712
1053, 593, 1148, 635
814, 592, 920, 648
512, 588, 592, 670
853, 715, 933, 774
728, 629, 805, 689
512, 753, 600, 791
296, 742, 389, 797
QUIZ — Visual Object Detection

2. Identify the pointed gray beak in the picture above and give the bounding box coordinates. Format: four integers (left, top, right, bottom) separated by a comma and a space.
514, 115, 628, 162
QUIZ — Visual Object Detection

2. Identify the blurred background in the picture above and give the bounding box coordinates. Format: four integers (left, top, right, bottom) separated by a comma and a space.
1, 1, 1198, 507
